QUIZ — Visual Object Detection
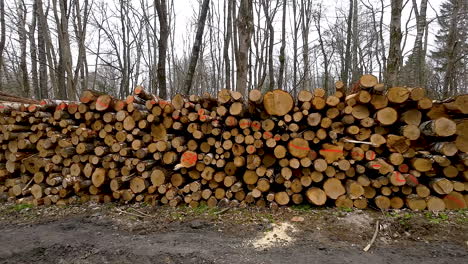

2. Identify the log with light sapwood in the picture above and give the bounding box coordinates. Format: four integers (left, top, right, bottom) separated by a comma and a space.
419, 118, 457, 137
263, 90, 294, 116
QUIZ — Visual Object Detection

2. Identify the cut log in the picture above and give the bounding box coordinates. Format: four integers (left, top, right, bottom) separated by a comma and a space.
306, 187, 327, 205
323, 178, 345, 199
263, 90, 294, 116
419, 118, 457, 137
376, 107, 398, 125
359, 74, 378, 88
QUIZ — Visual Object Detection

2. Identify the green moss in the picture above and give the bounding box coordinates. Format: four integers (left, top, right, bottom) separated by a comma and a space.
291, 204, 312, 212
10, 204, 33, 212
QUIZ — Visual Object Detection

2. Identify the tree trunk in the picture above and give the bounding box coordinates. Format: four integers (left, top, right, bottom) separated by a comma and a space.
277, 0, 287, 89
351, 0, 359, 84
17, 0, 30, 97
411, 0, 428, 87
37, 0, 49, 99
341, 0, 353, 90
235, 0, 253, 97
0, 0, 5, 91
155, 0, 169, 99
300, 0, 312, 90
182, 0, 210, 95
223, 0, 233, 90
442, 0, 461, 97
385, 0, 403, 87
29, 0, 39, 98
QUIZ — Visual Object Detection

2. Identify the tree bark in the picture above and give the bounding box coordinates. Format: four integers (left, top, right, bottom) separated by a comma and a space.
182, 0, 210, 95
36, 0, 49, 99
235, 0, 253, 97
29, 0, 39, 98
411, 0, 428, 87
340, 0, 353, 90
0, 0, 5, 91
385, 0, 403, 87
223, 0, 233, 90
17, 0, 30, 97
277, 0, 287, 90
155, 0, 169, 99
351, 0, 359, 84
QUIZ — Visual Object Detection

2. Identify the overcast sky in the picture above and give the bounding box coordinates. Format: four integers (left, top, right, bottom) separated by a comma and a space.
168, 0, 443, 59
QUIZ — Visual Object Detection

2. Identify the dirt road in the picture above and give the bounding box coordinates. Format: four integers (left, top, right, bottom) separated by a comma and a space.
0, 204, 466, 264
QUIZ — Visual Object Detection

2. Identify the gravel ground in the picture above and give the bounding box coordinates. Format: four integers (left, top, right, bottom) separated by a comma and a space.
0, 203, 466, 264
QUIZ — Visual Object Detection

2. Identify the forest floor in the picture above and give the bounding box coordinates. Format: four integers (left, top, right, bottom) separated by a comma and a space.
0, 203, 466, 264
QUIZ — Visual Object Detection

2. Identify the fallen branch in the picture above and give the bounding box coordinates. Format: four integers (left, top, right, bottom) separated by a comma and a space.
363, 220, 380, 252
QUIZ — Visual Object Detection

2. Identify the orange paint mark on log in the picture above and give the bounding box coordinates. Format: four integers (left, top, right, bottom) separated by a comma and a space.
394, 171, 405, 182
198, 109, 204, 116
445, 195, 465, 208
289, 142, 310, 151
251, 122, 261, 130
28, 105, 37, 112
181, 152, 197, 166
263, 131, 273, 139
399, 164, 409, 173
274, 135, 281, 141
371, 164, 381, 169
96, 99, 109, 109
150, 100, 156, 105
57, 103, 67, 111
126, 96, 134, 104
407, 174, 418, 185
247, 145, 255, 153
40, 100, 47, 106
135, 86, 143, 94
351, 151, 364, 158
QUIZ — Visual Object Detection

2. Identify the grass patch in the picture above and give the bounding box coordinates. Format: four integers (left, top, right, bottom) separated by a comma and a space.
186, 204, 220, 217
424, 212, 449, 224
10, 204, 33, 212
398, 212, 414, 228
291, 204, 312, 212
338, 207, 353, 213
256, 213, 275, 223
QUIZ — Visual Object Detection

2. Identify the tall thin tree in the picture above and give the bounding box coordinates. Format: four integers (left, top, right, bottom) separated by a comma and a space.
386, 0, 403, 87
155, 0, 169, 99
182, 0, 210, 95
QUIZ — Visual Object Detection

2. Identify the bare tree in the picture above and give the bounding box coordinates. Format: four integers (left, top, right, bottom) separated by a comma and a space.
261, 0, 280, 92
236, 0, 253, 96
28, 0, 39, 98
72, 0, 91, 94
277, 0, 287, 89
182, 0, 210, 95
291, 0, 301, 94
411, 0, 428, 86
155, 0, 169, 99
351, 0, 359, 83
300, 0, 313, 90
313, 3, 334, 91
36, 0, 50, 99
15, 0, 30, 96
0, 0, 5, 90
223, 0, 233, 90
340, 0, 353, 89
386, 0, 403, 87
52, 0, 74, 99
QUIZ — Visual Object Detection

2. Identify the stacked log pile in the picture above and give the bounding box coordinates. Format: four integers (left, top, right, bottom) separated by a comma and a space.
0, 75, 467, 210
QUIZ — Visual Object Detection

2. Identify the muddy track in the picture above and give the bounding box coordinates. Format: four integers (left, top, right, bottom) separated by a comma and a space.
0, 204, 466, 264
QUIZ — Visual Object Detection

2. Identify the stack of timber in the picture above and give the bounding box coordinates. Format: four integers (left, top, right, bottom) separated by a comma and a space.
0, 75, 467, 210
